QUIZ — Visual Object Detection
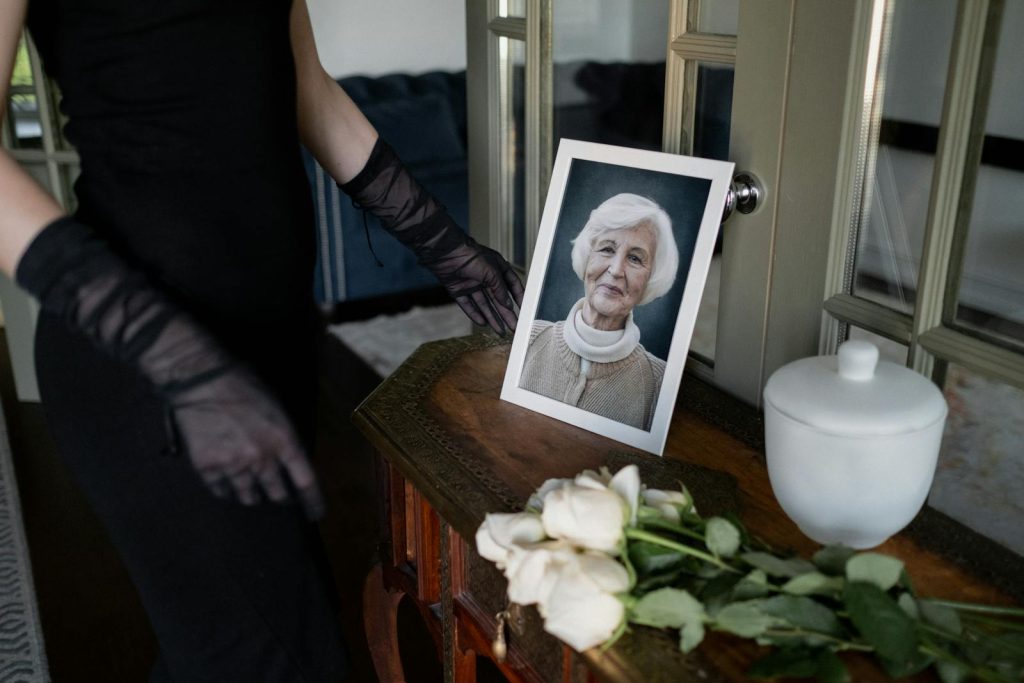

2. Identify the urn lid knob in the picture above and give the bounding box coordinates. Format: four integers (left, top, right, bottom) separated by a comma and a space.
837, 340, 878, 381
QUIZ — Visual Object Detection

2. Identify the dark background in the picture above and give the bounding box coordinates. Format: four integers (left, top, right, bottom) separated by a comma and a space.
534, 158, 713, 361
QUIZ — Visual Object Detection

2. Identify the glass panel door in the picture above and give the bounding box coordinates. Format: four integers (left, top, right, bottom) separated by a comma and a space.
949, 0, 1024, 350
852, 0, 958, 315
551, 1, 668, 152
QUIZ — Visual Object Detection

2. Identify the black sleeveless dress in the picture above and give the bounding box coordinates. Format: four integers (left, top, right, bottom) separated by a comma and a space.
26, 1, 348, 680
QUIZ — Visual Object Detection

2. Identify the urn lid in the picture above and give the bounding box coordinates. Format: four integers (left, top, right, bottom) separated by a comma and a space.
762, 340, 948, 436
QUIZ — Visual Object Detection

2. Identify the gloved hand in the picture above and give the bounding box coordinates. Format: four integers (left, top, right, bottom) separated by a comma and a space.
339, 138, 524, 335
16, 217, 325, 519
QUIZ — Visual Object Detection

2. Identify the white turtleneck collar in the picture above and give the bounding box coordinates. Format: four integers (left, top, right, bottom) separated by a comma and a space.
562, 299, 641, 374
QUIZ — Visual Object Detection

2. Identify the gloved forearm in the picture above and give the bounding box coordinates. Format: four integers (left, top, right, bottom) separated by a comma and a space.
339, 138, 524, 334
16, 217, 324, 518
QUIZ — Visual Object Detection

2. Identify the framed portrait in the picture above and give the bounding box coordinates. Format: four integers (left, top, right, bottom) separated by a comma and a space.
501, 140, 734, 455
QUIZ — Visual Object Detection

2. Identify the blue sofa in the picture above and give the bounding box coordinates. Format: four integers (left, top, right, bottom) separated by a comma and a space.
304, 70, 469, 305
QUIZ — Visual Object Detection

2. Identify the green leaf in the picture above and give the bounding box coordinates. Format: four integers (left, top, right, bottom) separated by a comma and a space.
878, 649, 933, 679
843, 582, 918, 665
918, 600, 963, 636
732, 569, 771, 600
631, 588, 706, 630
813, 649, 850, 683
634, 568, 687, 594
699, 571, 743, 601
680, 619, 706, 653
760, 595, 844, 638
781, 572, 845, 597
813, 545, 856, 576
935, 660, 969, 683
897, 592, 919, 619
629, 540, 685, 575
741, 552, 817, 578
706, 517, 741, 557
748, 646, 819, 679
845, 553, 905, 591
714, 600, 778, 638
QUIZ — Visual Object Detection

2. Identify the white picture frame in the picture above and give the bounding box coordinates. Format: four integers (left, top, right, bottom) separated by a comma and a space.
501, 140, 734, 455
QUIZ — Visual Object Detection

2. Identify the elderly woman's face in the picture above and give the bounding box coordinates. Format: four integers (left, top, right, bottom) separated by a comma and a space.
583, 223, 656, 329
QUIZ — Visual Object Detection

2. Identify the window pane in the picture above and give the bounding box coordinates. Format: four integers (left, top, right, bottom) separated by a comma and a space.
690, 254, 719, 363
688, 63, 734, 364
697, 0, 738, 36
498, 0, 525, 18
952, 1, 1024, 349
928, 364, 1024, 556
552, 0, 668, 152
5, 39, 42, 150
693, 63, 733, 161
498, 37, 527, 268
851, 0, 957, 314
847, 325, 908, 365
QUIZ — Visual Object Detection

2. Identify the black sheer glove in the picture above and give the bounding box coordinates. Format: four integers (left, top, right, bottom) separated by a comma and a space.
339, 138, 525, 335
16, 217, 325, 520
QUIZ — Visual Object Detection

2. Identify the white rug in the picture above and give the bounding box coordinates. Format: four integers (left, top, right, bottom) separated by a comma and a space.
329, 304, 473, 378
0, 401, 49, 681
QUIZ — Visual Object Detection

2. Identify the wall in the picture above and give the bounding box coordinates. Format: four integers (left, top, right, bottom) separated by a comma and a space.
307, 0, 467, 78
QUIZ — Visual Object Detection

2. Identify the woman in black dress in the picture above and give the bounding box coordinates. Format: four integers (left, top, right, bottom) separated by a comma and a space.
0, 1, 522, 680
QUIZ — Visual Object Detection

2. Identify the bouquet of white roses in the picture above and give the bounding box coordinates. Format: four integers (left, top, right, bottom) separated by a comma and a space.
476, 465, 1024, 682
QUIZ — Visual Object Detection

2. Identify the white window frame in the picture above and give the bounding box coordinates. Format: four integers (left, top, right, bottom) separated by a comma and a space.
822, 0, 1024, 392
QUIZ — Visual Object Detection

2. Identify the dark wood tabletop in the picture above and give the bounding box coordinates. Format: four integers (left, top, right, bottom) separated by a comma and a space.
352, 334, 1022, 682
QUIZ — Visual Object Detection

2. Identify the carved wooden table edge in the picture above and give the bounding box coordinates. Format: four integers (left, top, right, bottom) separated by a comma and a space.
351, 334, 517, 541
351, 335, 733, 682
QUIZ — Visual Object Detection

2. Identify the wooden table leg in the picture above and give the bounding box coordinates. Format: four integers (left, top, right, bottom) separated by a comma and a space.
363, 563, 407, 682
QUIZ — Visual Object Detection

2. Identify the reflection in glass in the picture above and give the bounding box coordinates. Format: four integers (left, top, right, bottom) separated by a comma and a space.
952, 1, 1024, 348
688, 63, 734, 364
498, 0, 526, 18
852, 0, 957, 314
693, 64, 734, 162
697, 0, 739, 36
552, 0, 668, 152
929, 364, 1024, 556
5, 39, 43, 150
690, 254, 719, 363
498, 37, 527, 268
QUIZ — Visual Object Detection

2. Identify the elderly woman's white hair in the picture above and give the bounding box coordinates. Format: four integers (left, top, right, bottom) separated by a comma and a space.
571, 193, 678, 305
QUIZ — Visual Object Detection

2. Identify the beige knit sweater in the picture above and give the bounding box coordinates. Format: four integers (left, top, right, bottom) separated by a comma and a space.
519, 320, 665, 431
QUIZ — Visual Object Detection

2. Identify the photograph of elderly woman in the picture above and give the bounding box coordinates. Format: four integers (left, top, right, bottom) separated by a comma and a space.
518, 158, 712, 431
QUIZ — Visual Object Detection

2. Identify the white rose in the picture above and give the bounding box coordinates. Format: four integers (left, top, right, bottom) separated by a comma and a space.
574, 468, 612, 490
540, 553, 627, 652
542, 484, 626, 554
609, 465, 641, 527
526, 477, 573, 512
503, 541, 575, 606
642, 487, 696, 523
474, 512, 546, 569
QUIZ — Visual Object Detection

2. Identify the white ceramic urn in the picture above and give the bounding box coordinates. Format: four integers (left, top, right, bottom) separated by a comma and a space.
762, 340, 948, 549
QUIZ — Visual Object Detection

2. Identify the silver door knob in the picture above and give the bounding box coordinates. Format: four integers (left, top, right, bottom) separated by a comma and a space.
722, 171, 764, 222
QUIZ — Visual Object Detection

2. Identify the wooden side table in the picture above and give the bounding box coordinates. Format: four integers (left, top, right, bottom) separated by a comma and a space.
351, 335, 1022, 682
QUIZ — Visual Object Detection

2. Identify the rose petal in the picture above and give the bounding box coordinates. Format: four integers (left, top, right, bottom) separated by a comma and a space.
609, 465, 641, 527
